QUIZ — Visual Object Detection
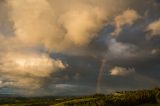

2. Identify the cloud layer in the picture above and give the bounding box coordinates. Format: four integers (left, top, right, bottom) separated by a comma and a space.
0, 0, 160, 96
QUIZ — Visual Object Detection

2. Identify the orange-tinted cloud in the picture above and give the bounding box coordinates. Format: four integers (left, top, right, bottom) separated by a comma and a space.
111, 9, 140, 36
147, 19, 160, 37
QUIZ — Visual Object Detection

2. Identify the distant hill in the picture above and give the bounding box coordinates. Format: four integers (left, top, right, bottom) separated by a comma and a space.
0, 94, 19, 98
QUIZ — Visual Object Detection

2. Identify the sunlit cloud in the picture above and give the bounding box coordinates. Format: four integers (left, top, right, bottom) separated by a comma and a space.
0, 51, 66, 89
110, 67, 135, 76
146, 19, 160, 38
7, 0, 131, 52
7, 0, 107, 52
111, 9, 140, 36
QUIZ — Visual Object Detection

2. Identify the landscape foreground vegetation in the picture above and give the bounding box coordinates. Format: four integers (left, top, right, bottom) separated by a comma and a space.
0, 88, 160, 106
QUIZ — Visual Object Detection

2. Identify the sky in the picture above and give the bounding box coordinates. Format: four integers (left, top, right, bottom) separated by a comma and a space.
0, 0, 160, 96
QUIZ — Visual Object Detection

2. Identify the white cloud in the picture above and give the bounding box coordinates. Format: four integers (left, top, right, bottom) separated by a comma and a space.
151, 49, 157, 54
55, 84, 77, 89
108, 38, 137, 58
0, 51, 66, 89
110, 66, 135, 76
0, 80, 14, 88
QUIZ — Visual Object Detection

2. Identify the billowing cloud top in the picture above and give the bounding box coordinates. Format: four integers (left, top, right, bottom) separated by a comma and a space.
0, 0, 160, 96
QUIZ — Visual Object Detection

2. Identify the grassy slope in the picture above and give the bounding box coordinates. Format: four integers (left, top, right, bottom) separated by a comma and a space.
52, 98, 96, 106
53, 88, 160, 106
